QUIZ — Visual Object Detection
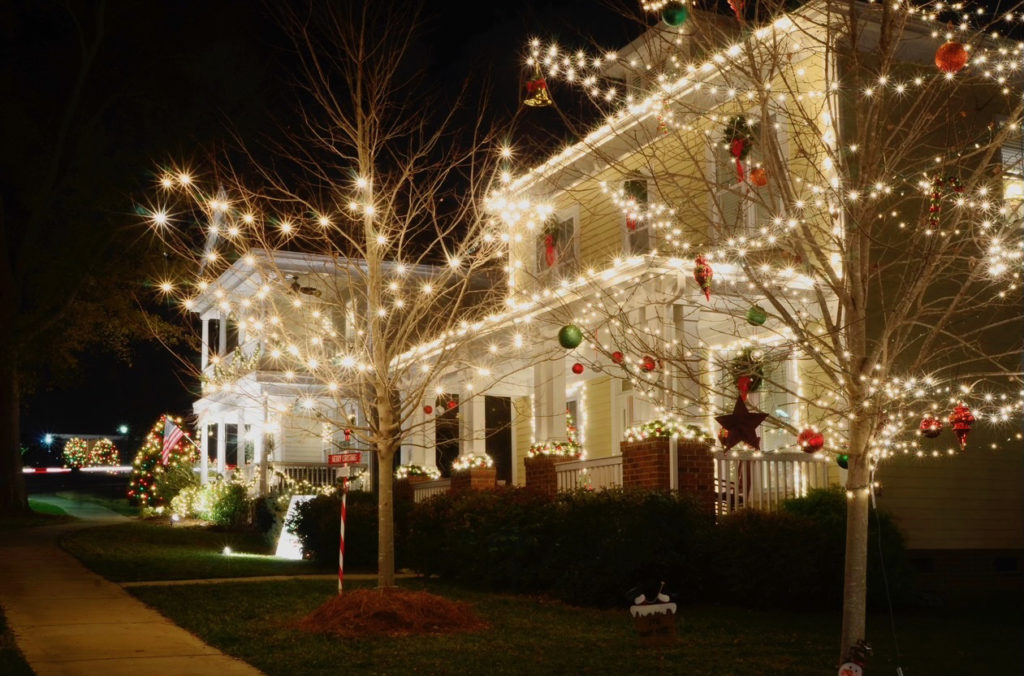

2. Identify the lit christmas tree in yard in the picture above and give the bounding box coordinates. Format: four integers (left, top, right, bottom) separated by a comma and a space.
128, 415, 196, 507
485, 0, 1023, 662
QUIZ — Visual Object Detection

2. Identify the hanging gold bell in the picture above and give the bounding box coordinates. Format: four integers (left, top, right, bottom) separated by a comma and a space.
524, 67, 553, 108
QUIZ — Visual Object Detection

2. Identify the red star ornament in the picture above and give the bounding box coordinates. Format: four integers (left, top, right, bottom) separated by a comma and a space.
715, 396, 769, 451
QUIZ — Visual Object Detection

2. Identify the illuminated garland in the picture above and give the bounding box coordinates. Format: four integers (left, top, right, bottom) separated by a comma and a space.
394, 464, 441, 480
127, 415, 197, 507
452, 453, 494, 471
623, 420, 713, 444
62, 437, 89, 468
201, 347, 262, 392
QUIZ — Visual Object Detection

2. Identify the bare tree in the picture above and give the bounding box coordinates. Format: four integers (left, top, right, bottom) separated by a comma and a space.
494, 0, 1023, 660
147, 3, 511, 588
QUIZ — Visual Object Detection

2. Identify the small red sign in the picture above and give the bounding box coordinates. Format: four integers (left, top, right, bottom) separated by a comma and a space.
328, 452, 362, 466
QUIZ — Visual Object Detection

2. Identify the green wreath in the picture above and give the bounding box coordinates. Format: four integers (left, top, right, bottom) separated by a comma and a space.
722, 116, 755, 160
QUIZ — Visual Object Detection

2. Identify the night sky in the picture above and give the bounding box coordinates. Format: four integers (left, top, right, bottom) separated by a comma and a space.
5, 1, 631, 451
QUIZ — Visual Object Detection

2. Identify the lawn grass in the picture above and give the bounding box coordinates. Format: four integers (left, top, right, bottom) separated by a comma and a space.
53, 490, 138, 517
61, 520, 327, 582
26, 498, 68, 516
129, 578, 1023, 675
0, 607, 33, 676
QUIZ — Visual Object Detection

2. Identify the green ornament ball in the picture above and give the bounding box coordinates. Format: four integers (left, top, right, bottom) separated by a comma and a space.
746, 305, 768, 326
558, 325, 584, 349
662, 5, 689, 26
836, 453, 849, 469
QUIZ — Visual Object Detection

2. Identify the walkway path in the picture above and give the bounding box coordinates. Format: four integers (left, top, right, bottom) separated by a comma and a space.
0, 499, 263, 676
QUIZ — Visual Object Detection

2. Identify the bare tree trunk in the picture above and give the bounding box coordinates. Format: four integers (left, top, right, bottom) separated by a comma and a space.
0, 354, 28, 516
839, 417, 872, 659
376, 443, 396, 588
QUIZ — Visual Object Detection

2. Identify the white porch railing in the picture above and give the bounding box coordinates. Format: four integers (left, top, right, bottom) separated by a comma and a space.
413, 478, 452, 503
713, 452, 832, 515
271, 462, 341, 488
556, 456, 624, 492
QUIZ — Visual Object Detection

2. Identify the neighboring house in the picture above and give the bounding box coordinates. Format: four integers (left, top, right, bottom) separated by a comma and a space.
189, 249, 418, 492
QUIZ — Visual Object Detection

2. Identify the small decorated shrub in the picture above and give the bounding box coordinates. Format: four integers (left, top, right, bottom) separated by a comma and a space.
154, 461, 200, 506
195, 478, 252, 528
88, 438, 120, 466
62, 437, 89, 468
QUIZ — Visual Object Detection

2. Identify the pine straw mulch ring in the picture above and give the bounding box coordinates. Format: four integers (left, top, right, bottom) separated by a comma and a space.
297, 588, 489, 637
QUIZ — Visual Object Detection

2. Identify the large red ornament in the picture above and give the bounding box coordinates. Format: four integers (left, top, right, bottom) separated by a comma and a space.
750, 167, 768, 187
693, 255, 713, 301
447, 399, 458, 410
919, 415, 942, 438
641, 356, 657, 372
611, 351, 624, 364
797, 428, 825, 453
572, 362, 585, 375
935, 41, 968, 74
948, 402, 975, 450
423, 405, 433, 415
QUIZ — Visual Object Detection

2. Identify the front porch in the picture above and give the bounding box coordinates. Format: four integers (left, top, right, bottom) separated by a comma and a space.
410, 449, 835, 512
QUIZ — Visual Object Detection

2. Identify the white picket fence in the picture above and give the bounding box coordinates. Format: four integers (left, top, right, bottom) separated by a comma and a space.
713, 452, 832, 514
412, 478, 452, 503
555, 456, 624, 492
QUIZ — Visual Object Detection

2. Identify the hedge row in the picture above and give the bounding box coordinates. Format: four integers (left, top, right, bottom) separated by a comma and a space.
289, 487, 912, 609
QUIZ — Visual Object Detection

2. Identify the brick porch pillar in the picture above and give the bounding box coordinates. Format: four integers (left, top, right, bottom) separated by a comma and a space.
450, 467, 497, 493
621, 438, 715, 513
524, 455, 559, 497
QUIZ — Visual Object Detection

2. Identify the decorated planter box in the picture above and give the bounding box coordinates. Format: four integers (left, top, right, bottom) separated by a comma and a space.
630, 601, 677, 647
451, 466, 497, 493
621, 437, 715, 513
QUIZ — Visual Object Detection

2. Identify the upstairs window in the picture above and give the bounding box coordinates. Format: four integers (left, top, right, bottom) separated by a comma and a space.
623, 178, 652, 254
535, 213, 579, 279
710, 114, 784, 237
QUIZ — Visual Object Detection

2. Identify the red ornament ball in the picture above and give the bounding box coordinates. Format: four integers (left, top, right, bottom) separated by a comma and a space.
919, 416, 942, 438
423, 405, 433, 415
611, 351, 624, 364
797, 428, 825, 453
572, 362, 585, 374
935, 41, 968, 74
749, 167, 768, 187
642, 356, 657, 372
447, 400, 457, 410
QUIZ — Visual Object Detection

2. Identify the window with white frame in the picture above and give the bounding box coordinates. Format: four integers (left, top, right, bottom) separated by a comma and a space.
710, 113, 785, 236
535, 213, 579, 279
623, 178, 653, 254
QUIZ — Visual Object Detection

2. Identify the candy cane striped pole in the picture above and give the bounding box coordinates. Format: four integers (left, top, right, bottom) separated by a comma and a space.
338, 476, 349, 595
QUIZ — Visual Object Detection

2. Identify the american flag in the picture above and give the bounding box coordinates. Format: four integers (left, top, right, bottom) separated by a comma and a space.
162, 418, 184, 465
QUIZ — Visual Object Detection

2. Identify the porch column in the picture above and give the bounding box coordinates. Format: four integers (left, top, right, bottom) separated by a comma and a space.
252, 422, 266, 496
218, 313, 227, 354
402, 399, 435, 467
199, 420, 209, 483
201, 318, 210, 371
459, 393, 487, 457
216, 420, 226, 476
534, 357, 566, 442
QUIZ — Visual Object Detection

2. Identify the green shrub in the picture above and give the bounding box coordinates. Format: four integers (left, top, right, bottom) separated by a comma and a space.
197, 480, 251, 528
403, 486, 911, 610
153, 462, 200, 506
287, 491, 381, 569
169, 484, 202, 519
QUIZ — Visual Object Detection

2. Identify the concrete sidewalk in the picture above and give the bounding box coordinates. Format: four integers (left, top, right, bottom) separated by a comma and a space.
0, 512, 263, 675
